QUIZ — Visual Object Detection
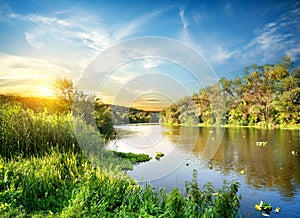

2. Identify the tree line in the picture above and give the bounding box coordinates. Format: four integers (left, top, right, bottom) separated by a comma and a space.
160, 57, 300, 128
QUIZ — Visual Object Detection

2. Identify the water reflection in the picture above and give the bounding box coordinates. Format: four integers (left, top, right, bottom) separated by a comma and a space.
165, 127, 300, 199
109, 125, 300, 216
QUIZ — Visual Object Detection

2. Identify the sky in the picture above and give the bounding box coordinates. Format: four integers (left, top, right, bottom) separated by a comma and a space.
0, 0, 300, 110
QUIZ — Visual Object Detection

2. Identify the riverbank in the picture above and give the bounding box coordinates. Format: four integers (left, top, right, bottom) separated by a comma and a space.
0, 102, 241, 217
162, 122, 300, 130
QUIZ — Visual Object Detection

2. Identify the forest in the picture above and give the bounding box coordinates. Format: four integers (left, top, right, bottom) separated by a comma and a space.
160, 57, 300, 128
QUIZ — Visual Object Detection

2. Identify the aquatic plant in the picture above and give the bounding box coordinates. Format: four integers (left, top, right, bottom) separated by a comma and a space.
255, 201, 272, 216
275, 207, 281, 213
155, 152, 165, 160
256, 141, 268, 146
112, 151, 151, 164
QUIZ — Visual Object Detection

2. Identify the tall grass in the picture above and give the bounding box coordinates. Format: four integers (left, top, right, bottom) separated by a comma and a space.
0, 103, 78, 157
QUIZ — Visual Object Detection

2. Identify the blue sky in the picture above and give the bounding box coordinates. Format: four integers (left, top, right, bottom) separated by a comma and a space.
0, 0, 299, 109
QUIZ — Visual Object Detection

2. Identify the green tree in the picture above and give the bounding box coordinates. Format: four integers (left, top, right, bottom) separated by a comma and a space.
159, 56, 300, 128
52, 77, 75, 112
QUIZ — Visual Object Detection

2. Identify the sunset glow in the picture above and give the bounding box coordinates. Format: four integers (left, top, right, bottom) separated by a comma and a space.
37, 86, 54, 97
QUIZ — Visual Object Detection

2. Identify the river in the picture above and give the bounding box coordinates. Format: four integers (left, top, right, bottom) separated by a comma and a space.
107, 124, 300, 217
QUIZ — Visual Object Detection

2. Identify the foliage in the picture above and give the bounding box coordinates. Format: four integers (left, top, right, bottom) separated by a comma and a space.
183, 169, 241, 218
112, 151, 152, 164
255, 200, 274, 216
161, 56, 300, 128
0, 156, 239, 217
51, 77, 75, 112
112, 105, 159, 124
93, 99, 116, 139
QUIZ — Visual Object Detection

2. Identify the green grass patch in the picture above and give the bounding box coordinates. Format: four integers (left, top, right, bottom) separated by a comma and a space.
112, 151, 152, 164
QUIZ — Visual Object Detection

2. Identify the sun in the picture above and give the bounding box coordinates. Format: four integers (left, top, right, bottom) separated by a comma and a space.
37, 86, 54, 97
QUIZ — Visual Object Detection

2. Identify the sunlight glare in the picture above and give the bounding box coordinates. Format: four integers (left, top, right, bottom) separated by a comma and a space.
37, 86, 54, 97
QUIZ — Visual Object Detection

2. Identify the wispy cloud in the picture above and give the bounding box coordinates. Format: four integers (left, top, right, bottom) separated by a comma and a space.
225, 1, 232, 15
7, 11, 109, 51
4, 7, 168, 53
239, 4, 300, 63
142, 58, 164, 69
178, 8, 204, 55
179, 8, 190, 42
213, 46, 235, 63
8, 12, 71, 26
113, 8, 168, 42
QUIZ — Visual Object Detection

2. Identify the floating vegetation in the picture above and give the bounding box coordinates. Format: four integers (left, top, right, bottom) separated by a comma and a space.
254, 201, 280, 216
240, 169, 245, 175
256, 141, 268, 146
112, 151, 152, 163
155, 152, 165, 160
255, 201, 271, 214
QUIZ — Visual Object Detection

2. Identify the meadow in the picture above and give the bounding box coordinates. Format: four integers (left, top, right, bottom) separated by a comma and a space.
0, 99, 241, 217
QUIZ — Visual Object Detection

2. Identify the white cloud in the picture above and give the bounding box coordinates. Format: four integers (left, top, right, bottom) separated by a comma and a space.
113, 8, 167, 42
285, 47, 300, 60
178, 8, 204, 55
9, 12, 71, 26
6, 8, 166, 53
0, 53, 71, 77
179, 8, 190, 43
213, 46, 235, 63
25, 32, 44, 49
142, 58, 163, 69
234, 5, 300, 65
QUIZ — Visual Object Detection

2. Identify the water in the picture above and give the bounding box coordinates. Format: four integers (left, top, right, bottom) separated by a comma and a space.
107, 124, 300, 217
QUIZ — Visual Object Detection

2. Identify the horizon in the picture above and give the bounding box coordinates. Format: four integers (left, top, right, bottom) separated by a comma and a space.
1, 0, 300, 110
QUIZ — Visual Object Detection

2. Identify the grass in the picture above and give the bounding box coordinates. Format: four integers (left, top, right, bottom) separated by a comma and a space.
0, 101, 241, 217
0, 102, 78, 158
112, 151, 152, 164
0, 154, 241, 217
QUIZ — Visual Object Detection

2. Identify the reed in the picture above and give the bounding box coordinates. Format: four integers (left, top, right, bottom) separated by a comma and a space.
0, 103, 78, 158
